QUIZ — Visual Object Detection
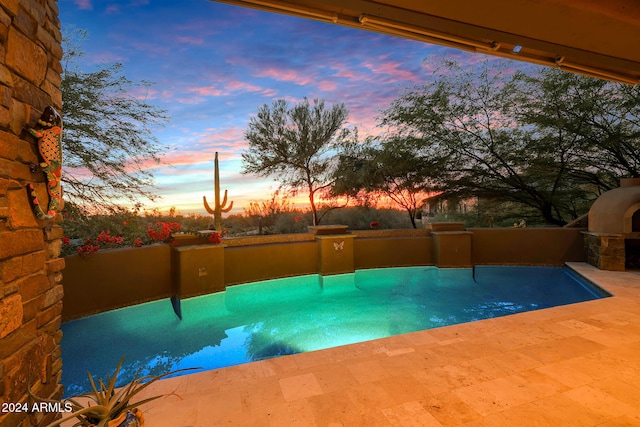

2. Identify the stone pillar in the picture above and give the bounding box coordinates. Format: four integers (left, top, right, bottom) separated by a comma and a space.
1, 1, 65, 426
308, 225, 355, 276
172, 244, 226, 298
431, 231, 473, 268
428, 223, 472, 268
583, 232, 626, 271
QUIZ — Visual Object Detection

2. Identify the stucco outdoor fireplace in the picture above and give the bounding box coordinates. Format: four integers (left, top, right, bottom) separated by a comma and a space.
585, 178, 640, 271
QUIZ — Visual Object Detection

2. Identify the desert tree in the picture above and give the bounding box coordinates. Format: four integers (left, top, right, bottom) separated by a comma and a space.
380, 59, 601, 226
332, 136, 441, 228
241, 98, 350, 225
61, 28, 169, 213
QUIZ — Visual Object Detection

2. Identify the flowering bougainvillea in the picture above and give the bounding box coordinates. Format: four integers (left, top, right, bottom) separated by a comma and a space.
77, 244, 100, 257
95, 230, 124, 247
208, 231, 221, 244
146, 221, 182, 242
132, 237, 144, 247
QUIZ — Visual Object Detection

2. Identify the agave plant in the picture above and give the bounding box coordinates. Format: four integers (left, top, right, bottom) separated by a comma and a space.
42, 357, 194, 427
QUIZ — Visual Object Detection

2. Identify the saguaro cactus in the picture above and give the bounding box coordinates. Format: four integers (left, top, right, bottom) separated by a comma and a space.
203, 152, 233, 230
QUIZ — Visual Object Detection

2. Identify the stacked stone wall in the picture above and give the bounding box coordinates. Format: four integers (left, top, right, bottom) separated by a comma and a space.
584, 232, 626, 271
0, 0, 64, 426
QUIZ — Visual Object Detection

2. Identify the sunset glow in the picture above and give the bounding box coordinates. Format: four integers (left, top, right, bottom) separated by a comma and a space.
58, 0, 519, 215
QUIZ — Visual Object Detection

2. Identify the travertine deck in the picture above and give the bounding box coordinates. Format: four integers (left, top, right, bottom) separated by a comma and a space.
133, 263, 640, 426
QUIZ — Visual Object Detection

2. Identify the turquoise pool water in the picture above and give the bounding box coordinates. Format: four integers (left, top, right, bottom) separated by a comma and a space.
61, 266, 609, 397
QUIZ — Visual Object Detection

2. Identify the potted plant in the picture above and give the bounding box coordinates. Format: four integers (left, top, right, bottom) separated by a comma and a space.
40, 357, 193, 427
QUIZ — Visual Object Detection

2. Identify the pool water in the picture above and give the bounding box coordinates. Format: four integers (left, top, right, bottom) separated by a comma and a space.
61, 266, 609, 397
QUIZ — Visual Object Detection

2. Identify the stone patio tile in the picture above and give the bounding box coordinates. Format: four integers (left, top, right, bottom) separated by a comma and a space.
184, 367, 227, 394
345, 359, 392, 384
344, 382, 396, 413
555, 318, 603, 334
412, 347, 458, 369
220, 360, 273, 385
260, 353, 300, 376
291, 348, 336, 370
598, 415, 640, 427
588, 310, 640, 326
593, 377, 640, 408
311, 365, 359, 394
381, 400, 443, 426
484, 328, 553, 351
534, 359, 595, 388
279, 373, 324, 401
376, 350, 428, 376
516, 335, 606, 364
462, 397, 602, 427
462, 350, 542, 378
403, 330, 440, 346
580, 326, 640, 347
267, 399, 317, 427
452, 370, 566, 418
374, 374, 432, 404
140, 394, 199, 427
528, 394, 610, 426
564, 385, 638, 419
580, 351, 640, 380
413, 363, 491, 395
419, 391, 482, 426
239, 376, 286, 411
307, 390, 356, 425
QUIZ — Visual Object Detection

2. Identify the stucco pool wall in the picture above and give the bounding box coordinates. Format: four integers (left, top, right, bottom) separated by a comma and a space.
62, 227, 587, 320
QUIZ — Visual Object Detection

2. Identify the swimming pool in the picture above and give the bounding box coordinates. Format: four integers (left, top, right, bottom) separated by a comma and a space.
60, 266, 609, 397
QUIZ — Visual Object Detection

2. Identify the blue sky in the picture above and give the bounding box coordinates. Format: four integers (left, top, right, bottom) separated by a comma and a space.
58, 0, 516, 215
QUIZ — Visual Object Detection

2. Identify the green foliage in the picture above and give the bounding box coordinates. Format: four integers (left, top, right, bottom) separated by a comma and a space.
61, 28, 170, 213
241, 97, 350, 225
320, 206, 413, 230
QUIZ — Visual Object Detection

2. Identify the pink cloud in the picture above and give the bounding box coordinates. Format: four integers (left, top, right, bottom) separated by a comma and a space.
362, 60, 421, 83
317, 80, 337, 91
188, 85, 224, 97
254, 67, 314, 86
227, 80, 263, 92
182, 80, 275, 103
74, 0, 92, 10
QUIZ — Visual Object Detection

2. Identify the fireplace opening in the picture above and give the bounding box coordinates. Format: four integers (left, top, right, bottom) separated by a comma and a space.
633, 209, 640, 232
626, 239, 640, 270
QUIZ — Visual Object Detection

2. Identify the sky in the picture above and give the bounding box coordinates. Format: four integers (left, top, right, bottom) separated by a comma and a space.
57, 0, 518, 215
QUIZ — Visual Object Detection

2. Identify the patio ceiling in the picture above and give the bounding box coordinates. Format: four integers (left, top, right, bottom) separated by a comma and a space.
212, 0, 640, 85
